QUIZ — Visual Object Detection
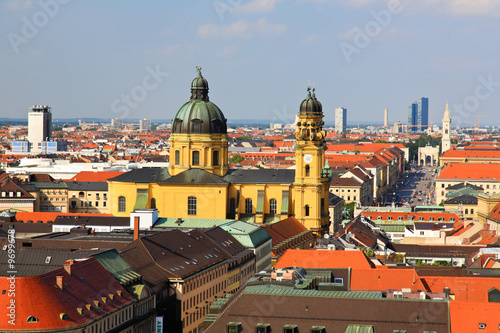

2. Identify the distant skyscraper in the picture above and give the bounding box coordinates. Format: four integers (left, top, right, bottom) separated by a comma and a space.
28, 105, 52, 152
442, 103, 452, 153
335, 107, 347, 134
384, 108, 388, 127
111, 118, 123, 129
408, 97, 428, 132
139, 118, 151, 131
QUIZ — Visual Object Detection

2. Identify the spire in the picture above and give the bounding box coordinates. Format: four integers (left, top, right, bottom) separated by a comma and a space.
443, 102, 450, 120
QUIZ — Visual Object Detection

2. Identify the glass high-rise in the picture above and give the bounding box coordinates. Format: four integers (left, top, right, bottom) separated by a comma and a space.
408, 97, 428, 132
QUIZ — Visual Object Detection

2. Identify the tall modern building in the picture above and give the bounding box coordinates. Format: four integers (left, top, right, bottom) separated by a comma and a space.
28, 105, 52, 152
111, 118, 123, 129
139, 118, 151, 131
408, 97, 428, 132
384, 108, 388, 127
335, 107, 347, 134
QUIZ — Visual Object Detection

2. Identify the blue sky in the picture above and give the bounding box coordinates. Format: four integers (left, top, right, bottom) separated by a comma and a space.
1, 0, 500, 127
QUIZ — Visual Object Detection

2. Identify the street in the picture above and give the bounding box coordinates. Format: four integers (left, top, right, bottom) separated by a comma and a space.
386, 164, 438, 208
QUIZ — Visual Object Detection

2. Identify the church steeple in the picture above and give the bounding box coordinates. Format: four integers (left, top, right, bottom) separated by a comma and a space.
442, 102, 452, 153
293, 86, 330, 236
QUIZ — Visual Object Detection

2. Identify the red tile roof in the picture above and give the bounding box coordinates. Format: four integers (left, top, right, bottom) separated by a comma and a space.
350, 267, 425, 292
0, 258, 134, 331
15, 212, 113, 223
420, 275, 500, 302
437, 162, 500, 181
274, 249, 374, 270
67, 171, 126, 182
450, 301, 500, 332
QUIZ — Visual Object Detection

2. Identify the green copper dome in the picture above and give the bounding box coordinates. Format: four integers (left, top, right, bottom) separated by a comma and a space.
172, 67, 227, 134
299, 87, 322, 115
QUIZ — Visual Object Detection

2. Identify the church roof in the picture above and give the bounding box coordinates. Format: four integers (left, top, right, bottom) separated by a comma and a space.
108, 167, 169, 183
159, 168, 229, 185
224, 169, 295, 184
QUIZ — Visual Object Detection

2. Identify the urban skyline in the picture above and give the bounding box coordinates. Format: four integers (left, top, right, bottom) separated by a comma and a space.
1, 1, 500, 126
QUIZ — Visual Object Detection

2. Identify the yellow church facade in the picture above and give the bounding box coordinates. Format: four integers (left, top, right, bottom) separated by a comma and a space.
108, 68, 331, 235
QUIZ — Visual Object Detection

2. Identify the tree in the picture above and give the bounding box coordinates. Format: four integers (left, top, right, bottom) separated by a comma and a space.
56, 133, 63, 139
229, 154, 244, 164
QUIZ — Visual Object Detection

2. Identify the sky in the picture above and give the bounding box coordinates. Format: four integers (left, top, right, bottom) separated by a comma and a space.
1, 0, 500, 127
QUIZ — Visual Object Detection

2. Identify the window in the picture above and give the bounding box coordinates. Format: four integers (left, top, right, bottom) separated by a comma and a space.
192, 151, 200, 166
245, 198, 253, 214
175, 150, 180, 165
311, 327, 326, 333
353, 196, 356, 201
471, 209, 474, 214
305, 205, 310, 216
118, 196, 126, 212
227, 322, 241, 333
270, 199, 277, 215
256, 324, 271, 333
465, 208, 469, 214
305, 165, 310, 177
321, 198, 325, 213
103, 202, 107, 207
283, 325, 298, 333
27, 316, 39, 323
213, 150, 219, 166
151, 198, 156, 209
420, 231, 424, 236
188, 196, 197, 215
229, 198, 236, 217
79, 191, 84, 198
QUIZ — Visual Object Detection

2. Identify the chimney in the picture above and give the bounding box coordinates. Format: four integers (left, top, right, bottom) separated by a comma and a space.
56, 276, 63, 290
64, 259, 75, 275
134, 216, 140, 241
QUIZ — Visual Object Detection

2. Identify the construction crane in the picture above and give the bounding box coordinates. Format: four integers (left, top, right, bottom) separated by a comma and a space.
477, 115, 486, 131
463, 120, 476, 132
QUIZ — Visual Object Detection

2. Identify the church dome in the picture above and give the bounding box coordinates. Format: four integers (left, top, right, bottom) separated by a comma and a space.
299, 87, 322, 115
172, 67, 227, 135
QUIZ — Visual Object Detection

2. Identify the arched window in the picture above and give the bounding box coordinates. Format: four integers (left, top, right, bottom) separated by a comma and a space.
305, 165, 310, 177
118, 196, 126, 212
78, 191, 84, 198
464, 208, 469, 214
270, 199, 277, 215
175, 150, 180, 165
245, 198, 253, 214
150, 198, 156, 209
192, 151, 200, 166
188, 196, 197, 215
213, 150, 219, 166
471, 208, 474, 214
305, 205, 310, 216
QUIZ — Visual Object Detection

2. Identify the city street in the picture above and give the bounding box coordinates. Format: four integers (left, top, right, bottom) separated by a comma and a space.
386, 164, 438, 208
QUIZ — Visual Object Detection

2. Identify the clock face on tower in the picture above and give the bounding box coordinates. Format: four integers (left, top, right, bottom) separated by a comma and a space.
303, 154, 313, 164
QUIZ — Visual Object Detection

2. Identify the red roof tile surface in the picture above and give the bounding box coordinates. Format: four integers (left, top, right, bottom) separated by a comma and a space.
0, 258, 134, 331
274, 249, 374, 270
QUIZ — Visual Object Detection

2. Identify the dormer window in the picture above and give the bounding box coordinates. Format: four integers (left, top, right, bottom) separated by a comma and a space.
27, 316, 39, 323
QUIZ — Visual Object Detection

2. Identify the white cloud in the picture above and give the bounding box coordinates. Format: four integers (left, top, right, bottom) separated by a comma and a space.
197, 18, 285, 39
2, 0, 32, 10
234, 0, 282, 14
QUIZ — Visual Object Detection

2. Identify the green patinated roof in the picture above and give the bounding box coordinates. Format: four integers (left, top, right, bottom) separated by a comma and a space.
154, 217, 236, 229
244, 284, 383, 299
379, 225, 406, 232
134, 189, 149, 210
220, 220, 271, 248
92, 249, 141, 285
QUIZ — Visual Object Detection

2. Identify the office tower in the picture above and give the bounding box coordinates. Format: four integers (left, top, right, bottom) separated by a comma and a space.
442, 103, 452, 153
111, 118, 123, 129
384, 108, 388, 127
140, 118, 151, 131
28, 105, 52, 152
335, 107, 347, 134
408, 97, 428, 132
